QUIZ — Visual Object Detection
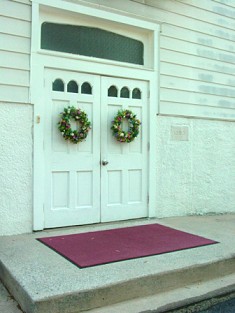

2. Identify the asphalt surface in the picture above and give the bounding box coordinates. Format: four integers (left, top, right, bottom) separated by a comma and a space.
199, 298, 235, 313
166, 292, 235, 313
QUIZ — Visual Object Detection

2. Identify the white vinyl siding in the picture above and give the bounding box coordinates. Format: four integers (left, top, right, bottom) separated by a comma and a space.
143, 0, 235, 119
84, 0, 235, 120
0, 0, 31, 104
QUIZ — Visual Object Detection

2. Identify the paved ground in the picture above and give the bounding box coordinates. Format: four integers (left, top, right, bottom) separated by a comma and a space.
200, 298, 235, 313
166, 292, 235, 313
0, 280, 23, 313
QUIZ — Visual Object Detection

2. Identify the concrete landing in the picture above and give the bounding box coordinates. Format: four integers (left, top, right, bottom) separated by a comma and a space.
0, 215, 235, 313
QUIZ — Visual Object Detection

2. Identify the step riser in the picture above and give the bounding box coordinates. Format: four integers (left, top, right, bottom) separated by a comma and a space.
0, 261, 34, 313
1, 257, 235, 313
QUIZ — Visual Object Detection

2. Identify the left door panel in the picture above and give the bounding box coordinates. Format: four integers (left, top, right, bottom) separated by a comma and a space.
44, 70, 100, 228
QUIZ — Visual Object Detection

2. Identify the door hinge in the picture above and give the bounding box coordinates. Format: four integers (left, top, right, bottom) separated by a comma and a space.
147, 194, 149, 204
148, 142, 150, 151
148, 90, 150, 98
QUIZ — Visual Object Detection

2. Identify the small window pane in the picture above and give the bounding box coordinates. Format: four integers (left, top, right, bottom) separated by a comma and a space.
120, 87, 130, 98
67, 80, 78, 93
108, 85, 118, 97
132, 88, 141, 99
41, 23, 144, 65
81, 82, 92, 94
52, 79, 64, 92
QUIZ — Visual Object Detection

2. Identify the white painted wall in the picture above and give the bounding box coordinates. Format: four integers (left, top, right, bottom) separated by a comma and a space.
0, 0, 234, 235
155, 116, 235, 217
0, 103, 33, 236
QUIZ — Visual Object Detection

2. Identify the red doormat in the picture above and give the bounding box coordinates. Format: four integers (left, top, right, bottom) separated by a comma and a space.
37, 224, 218, 268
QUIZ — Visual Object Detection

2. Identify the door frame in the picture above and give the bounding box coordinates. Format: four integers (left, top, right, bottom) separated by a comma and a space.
31, 0, 160, 230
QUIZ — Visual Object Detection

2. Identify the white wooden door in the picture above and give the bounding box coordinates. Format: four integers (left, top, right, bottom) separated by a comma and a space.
44, 70, 101, 228
44, 70, 148, 228
100, 77, 148, 222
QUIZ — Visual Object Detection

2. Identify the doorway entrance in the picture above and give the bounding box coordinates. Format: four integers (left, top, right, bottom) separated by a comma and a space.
43, 69, 149, 228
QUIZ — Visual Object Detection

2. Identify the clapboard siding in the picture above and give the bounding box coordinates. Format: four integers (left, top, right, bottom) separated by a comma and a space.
0, 16, 31, 38
178, 0, 235, 18
162, 24, 235, 53
0, 51, 30, 71
161, 50, 235, 76
160, 76, 235, 108
146, 0, 235, 30
132, 0, 235, 118
161, 36, 235, 65
161, 75, 235, 99
0, 0, 31, 21
213, 0, 235, 9
1, 33, 30, 54
0, 68, 30, 87
161, 88, 235, 109
161, 63, 235, 88
0, 0, 31, 104
0, 85, 29, 103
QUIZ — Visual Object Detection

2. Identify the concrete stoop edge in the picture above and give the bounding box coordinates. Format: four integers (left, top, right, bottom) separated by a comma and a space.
1, 256, 235, 313
85, 274, 235, 313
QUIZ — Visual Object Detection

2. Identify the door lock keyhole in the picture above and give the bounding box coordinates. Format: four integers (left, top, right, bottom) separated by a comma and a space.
102, 160, 109, 166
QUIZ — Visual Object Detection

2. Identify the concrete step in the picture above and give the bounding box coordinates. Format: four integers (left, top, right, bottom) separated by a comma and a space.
83, 273, 235, 313
0, 215, 235, 313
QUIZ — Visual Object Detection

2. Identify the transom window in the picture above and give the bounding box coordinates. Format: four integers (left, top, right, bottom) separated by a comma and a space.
41, 23, 144, 65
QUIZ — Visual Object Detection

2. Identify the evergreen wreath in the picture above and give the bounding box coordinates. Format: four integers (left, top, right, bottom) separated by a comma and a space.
58, 106, 91, 144
111, 109, 141, 143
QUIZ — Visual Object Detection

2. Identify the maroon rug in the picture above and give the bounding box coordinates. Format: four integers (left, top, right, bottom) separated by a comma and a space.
37, 224, 218, 268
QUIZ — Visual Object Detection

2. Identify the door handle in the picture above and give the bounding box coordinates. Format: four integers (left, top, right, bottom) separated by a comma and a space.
102, 160, 109, 166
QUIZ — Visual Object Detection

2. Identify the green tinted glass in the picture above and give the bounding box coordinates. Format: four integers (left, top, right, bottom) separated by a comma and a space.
41, 23, 144, 65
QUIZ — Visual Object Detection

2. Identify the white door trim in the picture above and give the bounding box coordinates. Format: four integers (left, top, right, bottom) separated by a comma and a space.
31, 1, 159, 230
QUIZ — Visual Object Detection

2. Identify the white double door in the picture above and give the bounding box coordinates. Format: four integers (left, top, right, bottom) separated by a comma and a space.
44, 69, 149, 228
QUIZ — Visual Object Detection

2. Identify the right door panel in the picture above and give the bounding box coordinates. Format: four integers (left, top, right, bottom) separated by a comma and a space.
100, 76, 149, 222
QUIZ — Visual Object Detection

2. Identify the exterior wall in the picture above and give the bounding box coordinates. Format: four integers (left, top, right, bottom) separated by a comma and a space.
80, 0, 235, 215
84, 0, 235, 119
0, 0, 32, 235
0, 103, 33, 235
155, 116, 235, 217
0, 0, 31, 103
0, 0, 234, 235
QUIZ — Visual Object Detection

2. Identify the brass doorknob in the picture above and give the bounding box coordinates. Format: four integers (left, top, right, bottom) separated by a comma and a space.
102, 160, 109, 166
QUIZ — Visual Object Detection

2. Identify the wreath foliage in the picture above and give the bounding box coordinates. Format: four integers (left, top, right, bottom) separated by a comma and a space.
58, 106, 91, 144
111, 109, 141, 143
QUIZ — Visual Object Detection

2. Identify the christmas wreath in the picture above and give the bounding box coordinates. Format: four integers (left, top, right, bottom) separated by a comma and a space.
58, 106, 91, 144
111, 109, 141, 143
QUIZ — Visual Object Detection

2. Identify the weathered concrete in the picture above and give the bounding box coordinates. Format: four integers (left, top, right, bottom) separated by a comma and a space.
0, 215, 235, 313
0, 280, 23, 313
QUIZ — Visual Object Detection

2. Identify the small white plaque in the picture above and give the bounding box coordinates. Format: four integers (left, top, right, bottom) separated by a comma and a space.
171, 125, 189, 141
